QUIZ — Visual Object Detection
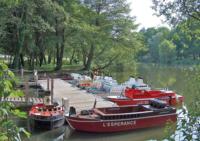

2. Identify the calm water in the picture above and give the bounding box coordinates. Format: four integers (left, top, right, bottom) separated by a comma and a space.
26, 64, 198, 141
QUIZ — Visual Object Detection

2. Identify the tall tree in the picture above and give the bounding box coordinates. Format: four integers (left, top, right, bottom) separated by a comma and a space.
152, 0, 200, 25
78, 0, 141, 70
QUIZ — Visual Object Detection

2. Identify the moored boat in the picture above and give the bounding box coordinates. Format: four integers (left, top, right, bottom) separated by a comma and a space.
29, 103, 65, 130
106, 88, 184, 106
29, 96, 65, 130
66, 99, 177, 133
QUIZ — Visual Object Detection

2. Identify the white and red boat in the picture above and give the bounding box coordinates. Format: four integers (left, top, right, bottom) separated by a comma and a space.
29, 97, 65, 130
66, 100, 177, 133
106, 88, 184, 106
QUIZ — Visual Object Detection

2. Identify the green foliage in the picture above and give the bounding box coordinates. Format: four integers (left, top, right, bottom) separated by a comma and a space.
140, 27, 172, 63
0, 63, 29, 141
0, 0, 142, 71
152, 0, 200, 25
149, 0, 200, 66
139, 19, 200, 65
159, 40, 176, 64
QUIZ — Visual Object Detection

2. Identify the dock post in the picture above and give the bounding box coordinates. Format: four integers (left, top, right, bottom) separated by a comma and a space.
47, 77, 50, 91
51, 78, 54, 104
62, 98, 69, 114
20, 68, 24, 80
25, 80, 29, 104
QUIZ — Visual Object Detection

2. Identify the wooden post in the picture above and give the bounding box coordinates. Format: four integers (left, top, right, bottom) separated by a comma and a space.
47, 77, 49, 91
20, 68, 24, 80
34, 70, 38, 85
51, 78, 54, 104
25, 80, 29, 104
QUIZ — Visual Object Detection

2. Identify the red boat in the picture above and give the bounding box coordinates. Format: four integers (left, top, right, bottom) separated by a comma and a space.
66, 100, 177, 133
29, 103, 65, 130
106, 88, 184, 106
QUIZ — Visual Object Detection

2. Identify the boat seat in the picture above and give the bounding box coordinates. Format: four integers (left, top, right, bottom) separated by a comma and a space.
80, 110, 90, 115
69, 106, 76, 116
149, 99, 167, 109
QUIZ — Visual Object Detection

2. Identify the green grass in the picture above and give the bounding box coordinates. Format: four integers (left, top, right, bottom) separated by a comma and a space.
34, 63, 83, 72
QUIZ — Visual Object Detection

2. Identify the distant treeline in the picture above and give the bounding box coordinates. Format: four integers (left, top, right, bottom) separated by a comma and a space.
139, 21, 200, 65
139, 0, 200, 65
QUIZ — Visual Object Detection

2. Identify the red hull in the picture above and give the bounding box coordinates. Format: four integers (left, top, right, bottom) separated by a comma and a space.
67, 114, 177, 133
125, 89, 176, 99
107, 88, 184, 106
107, 96, 179, 106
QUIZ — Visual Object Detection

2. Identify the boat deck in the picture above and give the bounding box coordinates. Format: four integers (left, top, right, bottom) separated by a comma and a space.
94, 106, 152, 116
38, 79, 116, 112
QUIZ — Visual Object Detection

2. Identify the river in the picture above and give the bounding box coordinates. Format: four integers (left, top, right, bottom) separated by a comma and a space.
25, 64, 198, 141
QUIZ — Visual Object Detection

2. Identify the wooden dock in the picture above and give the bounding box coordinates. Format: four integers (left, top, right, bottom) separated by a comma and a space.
1, 97, 43, 104
38, 79, 116, 111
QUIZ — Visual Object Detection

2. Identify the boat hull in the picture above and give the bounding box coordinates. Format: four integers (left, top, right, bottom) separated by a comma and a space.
29, 115, 65, 130
66, 113, 177, 133
106, 95, 183, 106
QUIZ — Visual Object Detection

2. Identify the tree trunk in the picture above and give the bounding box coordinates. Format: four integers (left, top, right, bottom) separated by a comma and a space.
70, 48, 75, 65
20, 53, 24, 67
55, 28, 65, 70
48, 52, 52, 64
83, 43, 95, 70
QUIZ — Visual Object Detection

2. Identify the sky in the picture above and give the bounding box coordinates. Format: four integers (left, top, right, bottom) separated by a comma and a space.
128, 0, 169, 29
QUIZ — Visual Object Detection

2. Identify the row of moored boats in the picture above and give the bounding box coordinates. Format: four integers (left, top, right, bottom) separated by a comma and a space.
29, 73, 184, 132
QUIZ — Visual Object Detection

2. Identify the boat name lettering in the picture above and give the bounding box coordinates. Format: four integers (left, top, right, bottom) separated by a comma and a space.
103, 121, 136, 127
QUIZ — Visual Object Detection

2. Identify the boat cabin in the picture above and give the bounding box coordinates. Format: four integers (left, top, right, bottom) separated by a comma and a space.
29, 104, 64, 117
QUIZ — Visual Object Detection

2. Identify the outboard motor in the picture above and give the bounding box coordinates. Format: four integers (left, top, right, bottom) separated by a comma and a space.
69, 106, 76, 116
150, 99, 167, 108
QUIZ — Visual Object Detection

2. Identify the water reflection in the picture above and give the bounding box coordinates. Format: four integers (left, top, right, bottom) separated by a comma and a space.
27, 125, 167, 141
27, 126, 66, 141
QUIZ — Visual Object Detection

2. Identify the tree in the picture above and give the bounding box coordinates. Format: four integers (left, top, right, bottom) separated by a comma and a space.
76, 0, 141, 70
0, 63, 29, 140
152, 0, 200, 25
0, 0, 143, 71
152, 0, 200, 63
140, 27, 170, 63
159, 39, 176, 64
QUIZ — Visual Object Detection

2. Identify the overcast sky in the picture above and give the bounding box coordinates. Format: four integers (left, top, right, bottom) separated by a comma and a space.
128, 0, 169, 29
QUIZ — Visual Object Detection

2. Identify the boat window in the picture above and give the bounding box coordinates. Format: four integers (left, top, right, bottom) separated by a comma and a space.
54, 108, 57, 111
48, 109, 52, 111
58, 107, 61, 110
